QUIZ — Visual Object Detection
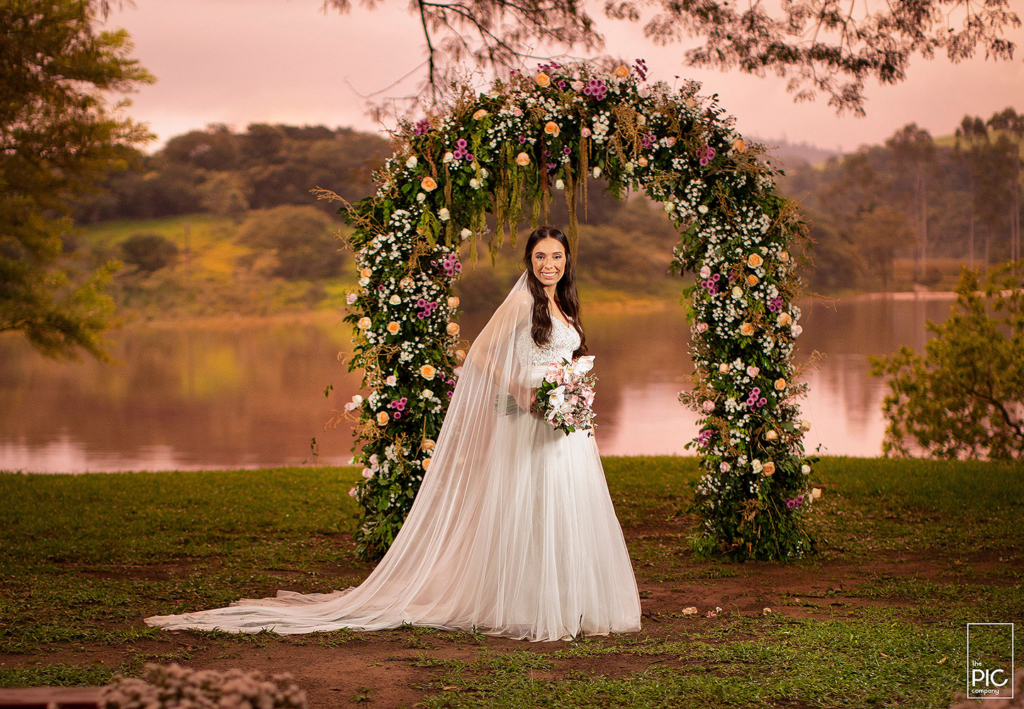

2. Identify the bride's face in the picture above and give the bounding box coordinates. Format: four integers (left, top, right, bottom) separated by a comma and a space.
530, 237, 566, 288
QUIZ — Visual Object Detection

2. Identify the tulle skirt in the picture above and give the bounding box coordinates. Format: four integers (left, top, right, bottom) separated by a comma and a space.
145, 369, 641, 642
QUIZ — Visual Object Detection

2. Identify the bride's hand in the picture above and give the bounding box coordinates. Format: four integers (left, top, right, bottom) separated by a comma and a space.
511, 386, 536, 412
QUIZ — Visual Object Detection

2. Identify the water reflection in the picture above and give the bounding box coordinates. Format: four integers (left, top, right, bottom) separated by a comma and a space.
0, 294, 959, 472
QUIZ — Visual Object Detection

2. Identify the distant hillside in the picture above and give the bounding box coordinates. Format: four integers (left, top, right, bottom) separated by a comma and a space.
751, 137, 841, 167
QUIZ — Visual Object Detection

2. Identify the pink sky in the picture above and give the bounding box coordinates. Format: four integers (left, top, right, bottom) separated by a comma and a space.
109, 0, 1024, 152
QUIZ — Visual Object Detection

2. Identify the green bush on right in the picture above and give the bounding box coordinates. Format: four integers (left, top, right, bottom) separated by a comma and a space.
871, 261, 1024, 460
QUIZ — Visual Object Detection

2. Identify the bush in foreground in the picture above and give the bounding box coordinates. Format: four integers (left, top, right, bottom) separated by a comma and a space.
871, 261, 1024, 460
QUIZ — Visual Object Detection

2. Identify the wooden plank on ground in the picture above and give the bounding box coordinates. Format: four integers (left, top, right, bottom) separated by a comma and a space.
0, 687, 102, 709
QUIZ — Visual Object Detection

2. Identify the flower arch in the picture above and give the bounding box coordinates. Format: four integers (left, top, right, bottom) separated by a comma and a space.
328, 60, 816, 562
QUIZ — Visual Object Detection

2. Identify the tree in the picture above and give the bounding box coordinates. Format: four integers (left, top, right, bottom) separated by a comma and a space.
0, 0, 153, 360
886, 124, 936, 281
235, 206, 345, 280
870, 263, 1024, 460
821, 150, 903, 288
987, 108, 1024, 262
852, 205, 916, 289
322, 0, 1019, 115
955, 116, 989, 269
200, 172, 251, 223
120, 233, 179, 274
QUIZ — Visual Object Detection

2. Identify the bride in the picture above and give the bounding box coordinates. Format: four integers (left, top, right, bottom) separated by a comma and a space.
146, 226, 641, 642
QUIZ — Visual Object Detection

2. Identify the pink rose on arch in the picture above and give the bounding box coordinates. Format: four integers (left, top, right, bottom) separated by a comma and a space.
696, 322, 708, 333
702, 400, 715, 413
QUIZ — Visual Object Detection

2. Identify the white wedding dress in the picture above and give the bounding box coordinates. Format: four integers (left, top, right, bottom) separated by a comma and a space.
145, 272, 641, 642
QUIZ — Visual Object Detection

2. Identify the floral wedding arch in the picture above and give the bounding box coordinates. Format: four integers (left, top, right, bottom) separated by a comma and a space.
325, 60, 816, 562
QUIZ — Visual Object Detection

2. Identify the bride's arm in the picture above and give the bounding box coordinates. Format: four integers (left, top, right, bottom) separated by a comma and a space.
466, 337, 535, 411
461, 293, 536, 412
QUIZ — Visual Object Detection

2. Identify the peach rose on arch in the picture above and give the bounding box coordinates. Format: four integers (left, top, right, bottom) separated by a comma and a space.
376, 411, 389, 426
420, 364, 437, 380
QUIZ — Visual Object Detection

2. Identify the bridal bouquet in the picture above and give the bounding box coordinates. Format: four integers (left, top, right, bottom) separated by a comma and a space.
534, 356, 597, 435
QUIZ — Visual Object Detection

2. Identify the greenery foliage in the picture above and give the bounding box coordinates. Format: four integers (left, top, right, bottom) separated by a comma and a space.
870, 262, 1024, 460
120, 233, 179, 274
75, 124, 389, 223
329, 61, 815, 561
0, 0, 153, 359
235, 205, 345, 281
779, 109, 1023, 292
74, 214, 349, 318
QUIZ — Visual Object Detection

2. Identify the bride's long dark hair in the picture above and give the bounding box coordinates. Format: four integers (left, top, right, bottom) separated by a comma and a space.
524, 226, 587, 358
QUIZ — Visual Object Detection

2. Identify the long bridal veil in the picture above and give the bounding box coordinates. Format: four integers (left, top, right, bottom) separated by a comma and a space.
146, 271, 641, 641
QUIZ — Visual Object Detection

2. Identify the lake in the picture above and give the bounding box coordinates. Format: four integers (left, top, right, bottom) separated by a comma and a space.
0, 293, 957, 472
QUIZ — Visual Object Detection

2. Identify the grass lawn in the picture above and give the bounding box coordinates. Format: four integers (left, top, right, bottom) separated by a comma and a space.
1, 457, 1021, 708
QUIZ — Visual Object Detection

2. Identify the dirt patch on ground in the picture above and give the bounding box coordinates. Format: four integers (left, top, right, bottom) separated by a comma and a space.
6, 493, 1020, 709
5, 542, 1012, 709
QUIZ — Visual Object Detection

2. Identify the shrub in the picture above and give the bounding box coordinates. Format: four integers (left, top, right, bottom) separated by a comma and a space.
870, 262, 1024, 460
120, 233, 179, 274
235, 205, 344, 280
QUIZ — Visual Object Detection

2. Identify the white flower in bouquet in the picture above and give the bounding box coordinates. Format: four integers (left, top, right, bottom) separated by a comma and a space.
572, 355, 595, 375
547, 385, 566, 410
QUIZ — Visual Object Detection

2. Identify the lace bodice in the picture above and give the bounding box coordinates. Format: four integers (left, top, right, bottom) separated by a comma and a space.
517, 319, 581, 369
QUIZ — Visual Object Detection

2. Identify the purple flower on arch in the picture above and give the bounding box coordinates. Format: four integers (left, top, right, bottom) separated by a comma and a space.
583, 78, 608, 100
697, 143, 717, 167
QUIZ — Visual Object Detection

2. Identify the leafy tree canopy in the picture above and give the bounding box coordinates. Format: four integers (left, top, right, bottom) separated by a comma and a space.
322, 0, 1020, 115
1, 0, 153, 360
871, 262, 1024, 460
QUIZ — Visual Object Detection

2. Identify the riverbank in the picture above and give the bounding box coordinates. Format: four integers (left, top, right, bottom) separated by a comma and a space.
1, 457, 1020, 707
74, 214, 983, 325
